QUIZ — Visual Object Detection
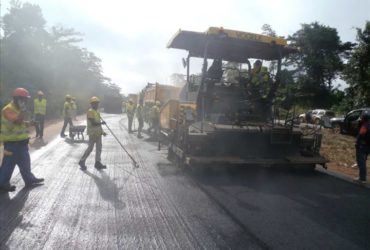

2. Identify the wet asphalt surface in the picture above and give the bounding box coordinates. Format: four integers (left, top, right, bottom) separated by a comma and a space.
0, 114, 369, 250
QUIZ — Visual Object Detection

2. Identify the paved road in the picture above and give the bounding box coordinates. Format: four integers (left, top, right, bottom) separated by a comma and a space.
0, 114, 369, 250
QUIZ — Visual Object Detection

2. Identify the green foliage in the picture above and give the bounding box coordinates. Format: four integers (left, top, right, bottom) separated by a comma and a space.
284, 22, 352, 108
0, 1, 122, 117
342, 21, 370, 108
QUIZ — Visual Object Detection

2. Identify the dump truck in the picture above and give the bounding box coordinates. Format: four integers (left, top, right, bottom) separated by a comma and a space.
141, 82, 181, 122
142, 82, 181, 105
161, 27, 326, 169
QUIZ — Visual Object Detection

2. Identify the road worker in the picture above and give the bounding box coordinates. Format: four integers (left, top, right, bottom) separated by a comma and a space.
60, 94, 74, 138
136, 98, 144, 139
33, 90, 47, 139
249, 60, 270, 100
79, 96, 107, 170
71, 97, 77, 121
121, 101, 126, 113
0, 88, 44, 192
207, 58, 223, 81
354, 111, 370, 184
148, 101, 161, 137
126, 99, 135, 133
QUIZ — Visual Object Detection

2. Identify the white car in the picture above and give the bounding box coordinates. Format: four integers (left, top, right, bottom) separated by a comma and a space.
299, 109, 335, 127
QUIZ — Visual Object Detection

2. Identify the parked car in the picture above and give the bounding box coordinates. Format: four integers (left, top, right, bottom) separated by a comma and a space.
299, 109, 335, 127
330, 108, 370, 135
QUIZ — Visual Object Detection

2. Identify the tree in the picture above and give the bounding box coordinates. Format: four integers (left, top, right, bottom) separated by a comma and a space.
286, 22, 353, 108
0, 1, 122, 117
343, 21, 370, 108
261, 24, 278, 74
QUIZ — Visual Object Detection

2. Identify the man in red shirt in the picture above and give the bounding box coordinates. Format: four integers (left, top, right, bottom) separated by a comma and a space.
354, 111, 370, 183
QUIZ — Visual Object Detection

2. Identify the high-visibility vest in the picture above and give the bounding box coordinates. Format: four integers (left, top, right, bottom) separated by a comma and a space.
87, 108, 103, 136
251, 66, 269, 86
126, 103, 135, 116
34, 98, 47, 115
250, 66, 270, 98
71, 101, 77, 110
136, 105, 143, 119
0, 102, 29, 142
151, 105, 160, 119
63, 101, 73, 117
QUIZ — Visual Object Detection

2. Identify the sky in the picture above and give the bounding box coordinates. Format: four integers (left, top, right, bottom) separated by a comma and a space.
2, 0, 370, 95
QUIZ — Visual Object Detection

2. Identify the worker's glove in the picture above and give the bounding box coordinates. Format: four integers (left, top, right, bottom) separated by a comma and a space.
101, 121, 106, 125
102, 132, 107, 136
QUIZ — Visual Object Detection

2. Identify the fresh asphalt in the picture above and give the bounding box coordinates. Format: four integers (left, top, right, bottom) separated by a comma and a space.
0, 114, 369, 250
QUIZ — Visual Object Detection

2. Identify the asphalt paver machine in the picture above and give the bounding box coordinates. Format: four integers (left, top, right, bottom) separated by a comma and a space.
162, 27, 326, 169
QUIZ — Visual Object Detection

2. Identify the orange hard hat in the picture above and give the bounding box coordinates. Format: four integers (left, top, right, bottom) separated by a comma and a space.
12, 88, 30, 98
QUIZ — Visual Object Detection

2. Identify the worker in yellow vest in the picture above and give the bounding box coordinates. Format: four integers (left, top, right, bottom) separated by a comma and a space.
60, 94, 74, 138
71, 97, 77, 121
33, 90, 47, 139
136, 98, 144, 139
79, 96, 107, 170
126, 99, 135, 133
148, 101, 161, 137
249, 60, 270, 99
0, 88, 44, 192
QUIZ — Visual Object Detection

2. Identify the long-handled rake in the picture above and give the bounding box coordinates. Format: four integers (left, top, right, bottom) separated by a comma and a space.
101, 117, 139, 168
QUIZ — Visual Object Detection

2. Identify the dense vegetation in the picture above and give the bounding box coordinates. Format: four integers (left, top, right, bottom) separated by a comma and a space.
271, 22, 370, 114
0, 1, 121, 117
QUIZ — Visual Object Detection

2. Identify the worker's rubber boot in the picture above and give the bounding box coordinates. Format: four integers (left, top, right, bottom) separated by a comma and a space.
25, 178, 45, 188
94, 161, 107, 170
0, 184, 16, 192
79, 160, 87, 171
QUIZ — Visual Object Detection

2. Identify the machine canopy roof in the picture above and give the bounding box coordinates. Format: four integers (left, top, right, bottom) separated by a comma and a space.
167, 27, 297, 62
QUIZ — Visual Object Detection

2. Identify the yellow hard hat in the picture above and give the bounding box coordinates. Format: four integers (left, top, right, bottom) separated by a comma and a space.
90, 96, 100, 103
155, 100, 161, 106
65, 94, 72, 100
37, 90, 44, 96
